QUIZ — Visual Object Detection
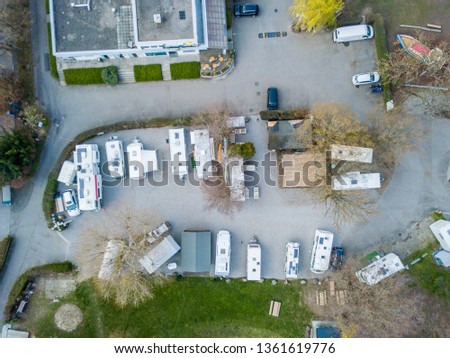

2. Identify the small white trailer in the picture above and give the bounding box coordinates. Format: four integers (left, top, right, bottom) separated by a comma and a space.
247, 243, 261, 281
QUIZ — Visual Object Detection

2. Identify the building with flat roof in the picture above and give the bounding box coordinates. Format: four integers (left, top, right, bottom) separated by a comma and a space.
169, 128, 189, 180
332, 172, 381, 190
49, 0, 227, 62
74, 144, 103, 211
356, 253, 404, 286
279, 152, 326, 188
190, 129, 215, 179
139, 235, 180, 274
182, 230, 211, 273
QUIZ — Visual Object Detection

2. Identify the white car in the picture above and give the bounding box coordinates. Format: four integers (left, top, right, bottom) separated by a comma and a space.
352, 71, 380, 86
62, 189, 80, 217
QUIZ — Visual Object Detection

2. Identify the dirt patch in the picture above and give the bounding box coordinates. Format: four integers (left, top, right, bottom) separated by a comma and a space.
54, 304, 83, 332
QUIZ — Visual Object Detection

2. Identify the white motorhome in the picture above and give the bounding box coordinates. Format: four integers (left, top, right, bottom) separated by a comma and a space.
356, 253, 404, 285
127, 138, 158, 180
168, 128, 189, 180
215, 230, 231, 277
247, 243, 261, 281
333, 25, 374, 43
310, 230, 334, 274
285, 242, 300, 279
105, 137, 125, 178
57, 160, 76, 186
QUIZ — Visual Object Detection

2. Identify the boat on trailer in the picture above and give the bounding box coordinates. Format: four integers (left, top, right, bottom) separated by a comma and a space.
397, 34, 445, 69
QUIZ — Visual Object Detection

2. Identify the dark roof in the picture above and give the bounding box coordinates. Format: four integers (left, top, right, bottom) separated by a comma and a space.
316, 327, 341, 338
182, 231, 211, 272
268, 120, 311, 151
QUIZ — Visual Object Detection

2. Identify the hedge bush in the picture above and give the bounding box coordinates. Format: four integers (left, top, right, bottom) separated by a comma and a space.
42, 117, 192, 225
0, 236, 13, 273
134, 64, 163, 82
47, 24, 58, 79
260, 108, 309, 121
64, 68, 104, 85
372, 13, 393, 103
228, 142, 256, 159
101, 66, 119, 85
170, 62, 201, 80
4, 261, 74, 318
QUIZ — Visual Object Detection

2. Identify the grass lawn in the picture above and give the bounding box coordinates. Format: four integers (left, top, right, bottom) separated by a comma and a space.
63, 68, 104, 85
134, 64, 163, 82
47, 24, 59, 80
0, 236, 13, 273
170, 62, 201, 80
405, 242, 450, 300
26, 278, 313, 338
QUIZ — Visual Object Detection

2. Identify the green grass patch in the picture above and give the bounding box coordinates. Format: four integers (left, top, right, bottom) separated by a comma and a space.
27, 278, 313, 337
46, 0, 50, 14
225, 0, 233, 29
134, 64, 163, 82
47, 24, 58, 79
371, 13, 392, 103
4, 261, 74, 318
63, 68, 104, 85
431, 211, 446, 222
170, 62, 201, 80
0, 236, 13, 273
405, 243, 450, 300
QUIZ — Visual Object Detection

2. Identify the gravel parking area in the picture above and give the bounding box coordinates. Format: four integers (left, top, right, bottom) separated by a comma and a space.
63, 117, 338, 279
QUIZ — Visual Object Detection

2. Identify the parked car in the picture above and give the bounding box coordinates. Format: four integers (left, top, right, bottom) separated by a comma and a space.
352, 71, 380, 87
148, 221, 171, 242
267, 87, 278, 110
62, 189, 80, 217
234, 4, 258, 17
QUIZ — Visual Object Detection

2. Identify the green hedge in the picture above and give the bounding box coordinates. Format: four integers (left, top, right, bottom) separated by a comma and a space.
260, 108, 309, 121
42, 117, 192, 225
0, 236, 13, 273
225, 0, 233, 29
170, 62, 201, 80
46, 0, 50, 14
101, 66, 119, 85
134, 64, 163, 82
372, 14, 393, 103
4, 261, 74, 318
47, 24, 58, 79
64, 68, 105, 85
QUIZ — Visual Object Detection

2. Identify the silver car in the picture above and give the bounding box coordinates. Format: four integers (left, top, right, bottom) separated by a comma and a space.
352, 71, 380, 87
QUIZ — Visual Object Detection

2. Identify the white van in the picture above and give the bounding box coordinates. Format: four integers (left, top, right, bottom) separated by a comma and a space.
333, 24, 374, 43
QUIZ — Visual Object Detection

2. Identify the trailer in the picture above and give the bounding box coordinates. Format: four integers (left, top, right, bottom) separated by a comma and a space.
247, 242, 261, 281
285, 242, 300, 279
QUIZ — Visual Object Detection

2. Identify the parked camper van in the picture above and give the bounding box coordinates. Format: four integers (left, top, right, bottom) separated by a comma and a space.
310, 229, 334, 274
1, 185, 12, 206
332, 25, 374, 43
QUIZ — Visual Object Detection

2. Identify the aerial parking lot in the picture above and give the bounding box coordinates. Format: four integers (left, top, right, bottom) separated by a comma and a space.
62, 118, 339, 280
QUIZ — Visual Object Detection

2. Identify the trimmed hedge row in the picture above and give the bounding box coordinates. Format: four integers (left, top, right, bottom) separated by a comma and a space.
4, 261, 74, 318
47, 24, 58, 79
260, 108, 309, 121
170, 62, 201, 80
0, 236, 13, 273
42, 117, 192, 225
371, 14, 393, 103
63, 68, 105, 85
134, 64, 163, 82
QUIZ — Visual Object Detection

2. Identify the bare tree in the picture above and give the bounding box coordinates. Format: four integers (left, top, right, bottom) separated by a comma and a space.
309, 102, 375, 152
201, 172, 242, 216
0, 70, 23, 103
75, 205, 167, 307
0, 0, 31, 53
191, 109, 231, 143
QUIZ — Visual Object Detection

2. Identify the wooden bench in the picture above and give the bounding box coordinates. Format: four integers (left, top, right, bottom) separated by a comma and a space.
269, 300, 281, 317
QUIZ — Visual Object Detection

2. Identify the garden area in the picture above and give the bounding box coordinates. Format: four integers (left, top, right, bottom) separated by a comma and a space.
23, 277, 313, 338
170, 62, 201, 80
63, 66, 118, 86
134, 64, 163, 82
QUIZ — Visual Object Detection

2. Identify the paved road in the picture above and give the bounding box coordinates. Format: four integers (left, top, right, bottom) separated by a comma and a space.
1, 0, 449, 317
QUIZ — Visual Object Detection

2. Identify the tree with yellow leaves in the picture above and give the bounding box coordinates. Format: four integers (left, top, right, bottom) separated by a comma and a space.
289, 0, 344, 33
